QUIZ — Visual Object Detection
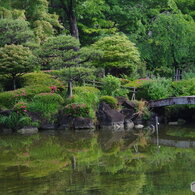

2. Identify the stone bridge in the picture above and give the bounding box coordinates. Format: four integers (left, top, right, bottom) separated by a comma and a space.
149, 96, 195, 108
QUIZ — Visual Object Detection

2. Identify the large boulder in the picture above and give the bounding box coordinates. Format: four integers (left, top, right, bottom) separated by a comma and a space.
73, 117, 95, 130
96, 102, 125, 130
40, 122, 56, 130
58, 114, 73, 130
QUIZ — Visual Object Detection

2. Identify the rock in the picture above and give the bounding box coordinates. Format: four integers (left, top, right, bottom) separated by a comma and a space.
73, 117, 95, 130
122, 100, 136, 110
120, 108, 135, 120
135, 124, 144, 129
17, 127, 38, 134
177, 119, 186, 125
0, 110, 12, 116
124, 119, 134, 130
101, 122, 124, 131
96, 102, 125, 130
133, 115, 143, 125
40, 123, 56, 130
58, 114, 73, 130
116, 96, 128, 106
168, 121, 178, 125
1, 128, 13, 134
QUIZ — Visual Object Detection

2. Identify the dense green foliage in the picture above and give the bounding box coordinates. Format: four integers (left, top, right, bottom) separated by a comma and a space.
0, 44, 36, 89
0, 19, 34, 47
99, 96, 118, 109
37, 35, 80, 69
91, 34, 142, 77
20, 72, 63, 87
0, 0, 194, 128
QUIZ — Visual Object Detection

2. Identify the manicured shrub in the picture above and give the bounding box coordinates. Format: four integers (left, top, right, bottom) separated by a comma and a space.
33, 93, 64, 104
72, 86, 100, 108
0, 85, 51, 109
124, 78, 150, 88
101, 75, 121, 96
27, 101, 60, 120
172, 79, 195, 97
101, 75, 129, 97
20, 72, 63, 88
73, 86, 100, 95
99, 96, 118, 109
64, 103, 90, 118
137, 78, 173, 100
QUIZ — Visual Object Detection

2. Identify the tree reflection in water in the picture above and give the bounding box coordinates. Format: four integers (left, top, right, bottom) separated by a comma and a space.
0, 129, 194, 194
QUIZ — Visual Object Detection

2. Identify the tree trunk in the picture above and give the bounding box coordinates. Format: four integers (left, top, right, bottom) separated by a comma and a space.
13, 76, 16, 90
60, 0, 79, 40
68, 12, 79, 39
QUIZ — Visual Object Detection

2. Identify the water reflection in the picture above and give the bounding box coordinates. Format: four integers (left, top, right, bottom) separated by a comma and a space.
0, 129, 194, 194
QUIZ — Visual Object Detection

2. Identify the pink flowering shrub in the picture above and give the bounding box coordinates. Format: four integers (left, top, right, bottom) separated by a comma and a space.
13, 102, 28, 114
64, 103, 90, 118
50, 85, 58, 93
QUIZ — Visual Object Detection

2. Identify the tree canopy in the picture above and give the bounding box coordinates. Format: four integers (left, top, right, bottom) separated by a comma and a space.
0, 44, 36, 89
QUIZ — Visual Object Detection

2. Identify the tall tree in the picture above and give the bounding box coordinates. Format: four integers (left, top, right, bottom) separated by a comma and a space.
140, 12, 195, 76
91, 33, 143, 77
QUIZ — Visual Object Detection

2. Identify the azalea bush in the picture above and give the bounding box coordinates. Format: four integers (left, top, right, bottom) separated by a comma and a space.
64, 103, 90, 118
0, 85, 51, 109
13, 102, 28, 114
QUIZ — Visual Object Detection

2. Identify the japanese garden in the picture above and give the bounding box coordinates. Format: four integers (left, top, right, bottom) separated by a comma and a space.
0, 0, 195, 194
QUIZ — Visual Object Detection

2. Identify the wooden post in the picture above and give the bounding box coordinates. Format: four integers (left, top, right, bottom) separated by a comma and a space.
155, 116, 160, 149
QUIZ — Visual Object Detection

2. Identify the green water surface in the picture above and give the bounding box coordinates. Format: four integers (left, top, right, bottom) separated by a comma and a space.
0, 128, 195, 195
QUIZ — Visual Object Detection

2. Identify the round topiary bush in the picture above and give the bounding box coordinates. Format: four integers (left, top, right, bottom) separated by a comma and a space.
99, 96, 118, 109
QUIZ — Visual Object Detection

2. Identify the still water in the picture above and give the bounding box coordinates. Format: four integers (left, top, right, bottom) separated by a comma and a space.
0, 127, 195, 195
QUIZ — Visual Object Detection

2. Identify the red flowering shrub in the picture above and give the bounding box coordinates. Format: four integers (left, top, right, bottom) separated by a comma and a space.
64, 103, 90, 118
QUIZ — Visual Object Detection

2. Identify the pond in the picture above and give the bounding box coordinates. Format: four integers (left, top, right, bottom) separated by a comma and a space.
0, 126, 195, 195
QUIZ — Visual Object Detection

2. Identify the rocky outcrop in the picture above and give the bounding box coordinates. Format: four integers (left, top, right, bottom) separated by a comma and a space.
96, 102, 125, 130
73, 117, 95, 130
58, 114, 73, 130
58, 115, 95, 130
17, 127, 38, 134
0, 110, 12, 116
124, 119, 134, 130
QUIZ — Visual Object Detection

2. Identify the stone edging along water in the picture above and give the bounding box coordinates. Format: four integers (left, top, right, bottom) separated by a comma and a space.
150, 137, 195, 148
